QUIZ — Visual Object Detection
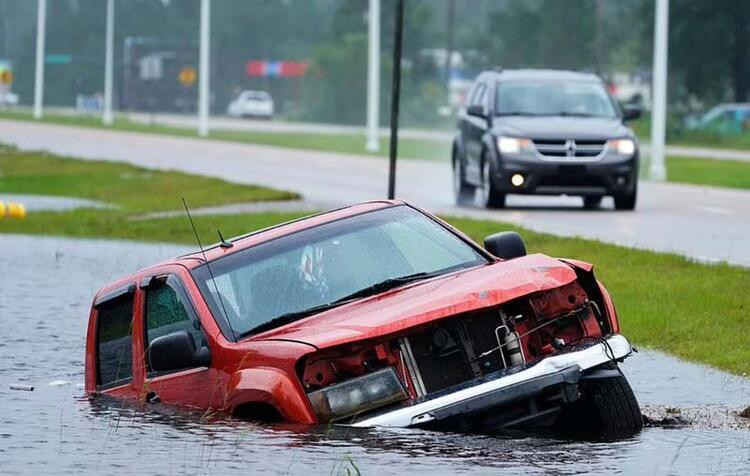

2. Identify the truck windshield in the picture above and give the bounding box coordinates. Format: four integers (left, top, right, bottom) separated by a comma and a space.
496, 80, 617, 118
192, 206, 488, 339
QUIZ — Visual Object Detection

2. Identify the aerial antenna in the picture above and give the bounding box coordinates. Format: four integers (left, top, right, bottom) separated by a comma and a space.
217, 229, 233, 248
182, 197, 236, 340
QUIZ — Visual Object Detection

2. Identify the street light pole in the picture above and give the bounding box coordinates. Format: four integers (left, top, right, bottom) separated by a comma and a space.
650, 0, 669, 181
387, 0, 404, 199
366, 0, 381, 152
103, 0, 115, 126
33, 0, 46, 120
198, 0, 210, 137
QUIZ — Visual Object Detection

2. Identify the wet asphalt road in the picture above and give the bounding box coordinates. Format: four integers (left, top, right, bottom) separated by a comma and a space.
0, 119, 748, 267
1, 234, 749, 475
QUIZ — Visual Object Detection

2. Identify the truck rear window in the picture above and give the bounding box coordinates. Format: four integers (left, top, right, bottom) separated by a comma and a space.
97, 295, 134, 387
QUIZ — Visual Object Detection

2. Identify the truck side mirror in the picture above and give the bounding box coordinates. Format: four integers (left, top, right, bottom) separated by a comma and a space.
148, 330, 211, 372
484, 231, 527, 260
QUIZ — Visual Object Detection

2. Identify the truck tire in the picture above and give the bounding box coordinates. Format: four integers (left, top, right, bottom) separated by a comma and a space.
556, 366, 643, 439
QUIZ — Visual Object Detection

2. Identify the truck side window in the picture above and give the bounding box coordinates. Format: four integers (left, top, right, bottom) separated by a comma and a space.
97, 294, 135, 388
144, 277, 205, 372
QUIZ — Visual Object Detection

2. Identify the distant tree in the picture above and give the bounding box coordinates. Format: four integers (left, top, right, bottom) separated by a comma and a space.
668, 0, 750, 104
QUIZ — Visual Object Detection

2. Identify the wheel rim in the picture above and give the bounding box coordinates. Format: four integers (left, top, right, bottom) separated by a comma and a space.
480, 160, 490, 205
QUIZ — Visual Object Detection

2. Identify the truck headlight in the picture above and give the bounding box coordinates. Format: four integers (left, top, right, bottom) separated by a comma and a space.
497, 136, 533, 154
308, 367, 407, 422
610, 138, 636, 155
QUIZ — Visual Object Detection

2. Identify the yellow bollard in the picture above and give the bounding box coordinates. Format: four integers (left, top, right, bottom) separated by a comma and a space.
0, 201, 26, 219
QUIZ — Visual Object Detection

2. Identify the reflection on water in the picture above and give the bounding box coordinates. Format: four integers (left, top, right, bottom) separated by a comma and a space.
1, 234, 748, 474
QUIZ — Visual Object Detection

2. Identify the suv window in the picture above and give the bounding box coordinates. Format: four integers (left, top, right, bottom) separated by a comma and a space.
97, 293, 135, 388
470, 82, 487, 107
144, 276, 205, 372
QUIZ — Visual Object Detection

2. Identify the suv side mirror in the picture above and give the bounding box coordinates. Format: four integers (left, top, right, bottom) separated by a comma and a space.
466, 104, 487, 119
483, 231, 527, 260
622, 104, 642, 122
148, 330, 211, 372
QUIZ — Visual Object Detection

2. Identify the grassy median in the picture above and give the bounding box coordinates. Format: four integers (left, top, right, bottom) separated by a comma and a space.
667, 156, 750, 190
0, 146, 301, 241
1, 148, 748, 375
447, 217, 750, 376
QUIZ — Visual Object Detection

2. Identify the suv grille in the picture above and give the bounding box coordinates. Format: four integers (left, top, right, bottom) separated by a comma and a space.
532, 139, 607, 160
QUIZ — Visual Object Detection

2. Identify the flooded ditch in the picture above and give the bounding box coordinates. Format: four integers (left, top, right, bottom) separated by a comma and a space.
1, 234, 748, 474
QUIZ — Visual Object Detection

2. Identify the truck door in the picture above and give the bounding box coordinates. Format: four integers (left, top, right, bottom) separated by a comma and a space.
138, 275, 225, 409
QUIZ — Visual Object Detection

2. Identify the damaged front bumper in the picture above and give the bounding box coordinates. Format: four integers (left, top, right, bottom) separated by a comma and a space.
349, 334, 633, 429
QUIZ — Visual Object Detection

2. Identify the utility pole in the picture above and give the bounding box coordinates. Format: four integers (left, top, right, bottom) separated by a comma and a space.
198, 0, 210, 137
33, 0, 46, 120
103, 0, 115, 125
387, 0, 404, 199
650, 0, 669, 181
366, 0, 381, 152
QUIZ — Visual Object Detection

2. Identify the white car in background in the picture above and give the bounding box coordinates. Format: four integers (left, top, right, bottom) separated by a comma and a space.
0, 91, 19, 106
227, 90, 274, 119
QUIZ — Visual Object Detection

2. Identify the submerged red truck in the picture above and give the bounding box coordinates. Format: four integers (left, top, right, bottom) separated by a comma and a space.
85, 201, 642, 437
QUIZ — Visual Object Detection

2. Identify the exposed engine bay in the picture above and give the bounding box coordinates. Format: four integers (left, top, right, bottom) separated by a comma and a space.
300, 280, 620, 426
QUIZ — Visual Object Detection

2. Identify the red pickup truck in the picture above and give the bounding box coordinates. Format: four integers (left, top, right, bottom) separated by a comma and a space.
85, 200, 642, 438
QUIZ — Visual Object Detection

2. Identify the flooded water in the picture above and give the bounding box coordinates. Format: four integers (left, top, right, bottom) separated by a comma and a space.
1, 234, 749, 475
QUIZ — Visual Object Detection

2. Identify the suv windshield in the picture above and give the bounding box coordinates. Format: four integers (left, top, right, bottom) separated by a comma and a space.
192, 206, 488, 339
496, 80, 617, 118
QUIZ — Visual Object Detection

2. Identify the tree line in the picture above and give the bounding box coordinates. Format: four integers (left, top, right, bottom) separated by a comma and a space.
0, 0, 747, 126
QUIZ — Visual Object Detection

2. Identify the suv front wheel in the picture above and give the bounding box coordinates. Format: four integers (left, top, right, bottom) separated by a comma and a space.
453, 153, 475, 205
614, 182, 637, 211
480, 154, 506, 209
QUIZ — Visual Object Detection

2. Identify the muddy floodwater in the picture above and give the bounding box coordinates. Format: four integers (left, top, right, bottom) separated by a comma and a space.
1, 234, 749, 475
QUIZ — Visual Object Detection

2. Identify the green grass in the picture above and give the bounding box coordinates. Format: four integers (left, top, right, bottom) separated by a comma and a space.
666, 156, 750, 190
445, 217, 750, 376
0, 146, 297, 214
0, 209, 307, 245
2, 148, 749, 375
0, 110, 449, 161
5, 204, 747, 374
0, 146, 300, 244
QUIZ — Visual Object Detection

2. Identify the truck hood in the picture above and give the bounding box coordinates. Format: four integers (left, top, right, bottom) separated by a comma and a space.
492, 116, 632, 141
252, 254, 578, 350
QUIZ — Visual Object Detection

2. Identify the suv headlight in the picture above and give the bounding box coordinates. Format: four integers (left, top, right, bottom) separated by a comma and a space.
610, 138, 636, 155
308, 367, 407, 422
497, 136, 533, 154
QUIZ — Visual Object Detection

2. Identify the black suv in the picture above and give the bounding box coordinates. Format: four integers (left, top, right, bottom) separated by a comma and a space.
452, 69, 641, 210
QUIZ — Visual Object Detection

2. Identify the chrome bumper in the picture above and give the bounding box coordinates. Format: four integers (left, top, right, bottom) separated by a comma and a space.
350, 334, 633, 428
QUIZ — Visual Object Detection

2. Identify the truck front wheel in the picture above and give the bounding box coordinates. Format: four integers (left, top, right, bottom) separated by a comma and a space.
555, 365, 643, 439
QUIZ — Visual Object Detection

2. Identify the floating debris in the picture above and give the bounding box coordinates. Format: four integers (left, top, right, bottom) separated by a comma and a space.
48, 380, 71, 387
10, 384, 34, 391
642, 404, 750, 430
